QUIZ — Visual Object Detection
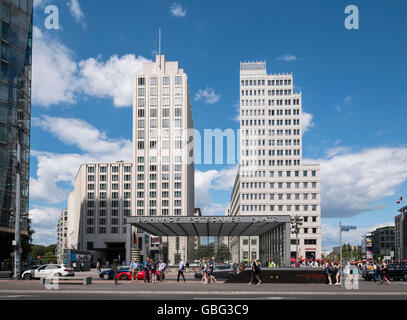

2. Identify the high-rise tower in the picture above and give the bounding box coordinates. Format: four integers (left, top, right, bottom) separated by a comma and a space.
230, 61, 322, 261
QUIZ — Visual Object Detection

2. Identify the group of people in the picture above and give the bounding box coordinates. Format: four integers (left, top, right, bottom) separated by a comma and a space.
367, 260, 391, 285
248, 258, 263, 285
198, 258, 217, 284
129, 258, 167, 283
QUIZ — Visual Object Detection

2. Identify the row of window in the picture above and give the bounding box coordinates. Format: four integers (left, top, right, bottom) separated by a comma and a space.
87, 183, 131, 191
241, 139, 301, 148
137, 118, 183, 129
87, 166, 131, 173
243, 170, 317, 178
241, 149, 301, 157
137, 108, 182, 118
87, 218, 121, 225
241, 79, 292, 87
87, 200, 131, 208
137, 76, 183, 87
241, 181, 318, 189
241, 109, 300, 117
136, 182, 182, 190
291, 239, 318, 245
242, 193, 318, 201
137, 156, 183, 164
138, 86, 183, 97
135, 208, 182, 216
241, 205, 318, 212
242, 118, 301, 129
137, 96, 183, 107
136, 183, 182, 191
87, 192, 131, 200
241, 159, 303, 167
87, 174, 131, 182
241, 89, 297, 97
86, 209, 131, 217
86, 227, 124, 234
136, 164, 183, 172
136, 173, 182, 181
136, 200, 182, 207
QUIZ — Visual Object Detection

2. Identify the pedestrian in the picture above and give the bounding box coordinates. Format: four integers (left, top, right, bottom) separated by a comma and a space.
380, 261, 391, 285
255, 260, 263, 285
268, 258, 276, 268
158, 259, 166, 282
335, 262, 342, 285
208, 258, 216, 284
177, 259, 186, 282
201, 259, 208, 284
143, 258, 149, 283
96, 261, 101, 274
185, 261, 190, 273
130, 258, 138, 283
325, 261, 334, 285
80, 262, 84, 272
248, 258, 256, 285
373, 260, 381, 283
151, 260, 157, 283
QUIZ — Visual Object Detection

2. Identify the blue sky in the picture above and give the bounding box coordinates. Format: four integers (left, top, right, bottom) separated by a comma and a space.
29, 0, 407, 251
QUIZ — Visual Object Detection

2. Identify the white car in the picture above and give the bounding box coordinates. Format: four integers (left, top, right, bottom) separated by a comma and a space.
22, 264, 74, 280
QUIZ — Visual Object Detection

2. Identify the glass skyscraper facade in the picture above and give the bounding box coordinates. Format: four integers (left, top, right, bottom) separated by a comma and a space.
0, 0, 32, 261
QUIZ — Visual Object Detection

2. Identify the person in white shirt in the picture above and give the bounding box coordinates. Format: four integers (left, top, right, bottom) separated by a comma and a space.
177, 260, 186, 282
158, 259, 166, 282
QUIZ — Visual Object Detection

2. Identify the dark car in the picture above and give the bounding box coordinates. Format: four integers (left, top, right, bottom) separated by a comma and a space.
99, 266, 130, 280
362, 269, 374, 281
386, 264, 407, 281
194, 264, 236, 280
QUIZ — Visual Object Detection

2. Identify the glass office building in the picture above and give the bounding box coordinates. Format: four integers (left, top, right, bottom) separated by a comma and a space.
0, 0, 32, 262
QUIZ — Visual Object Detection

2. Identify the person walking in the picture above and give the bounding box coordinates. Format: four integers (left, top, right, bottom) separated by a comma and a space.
208, 258, 216, 284
335, 262, 342, 285
185, 261, 190, 273
158, 259, 166, 282
373, 260, 381, 283
268, 258, 276, 268
130, 258, 138, 283
248, 258, 256, 285
151, 260, 157, 283
202, 259, 208, 284
143, 258, 149, 283
96, 261, 101, 274
325, 261, 334, 285
380, 261, 391, 285
177, 260, 186, 282
254, 260, 263, 285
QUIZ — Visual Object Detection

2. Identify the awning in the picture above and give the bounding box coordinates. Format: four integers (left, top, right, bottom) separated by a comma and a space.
127, 215, 290, 237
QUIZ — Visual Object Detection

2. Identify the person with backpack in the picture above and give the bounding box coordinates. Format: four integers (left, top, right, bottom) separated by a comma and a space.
254, 260, 263, 285
158, 259, 166, 282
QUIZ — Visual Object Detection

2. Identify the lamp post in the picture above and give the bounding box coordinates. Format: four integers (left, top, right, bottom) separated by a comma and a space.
291, 216, 303, 263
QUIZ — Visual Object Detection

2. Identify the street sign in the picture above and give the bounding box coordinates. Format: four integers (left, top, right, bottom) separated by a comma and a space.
390, 251, 395, 257
341, 225, 357, 232
384, 256, 391, 260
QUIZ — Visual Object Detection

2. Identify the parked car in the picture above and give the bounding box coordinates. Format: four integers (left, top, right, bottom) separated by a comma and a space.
361, 269, 374, 281
117, 270, 161, 281
99, 266, 130, 280
387, 264, 407, 281
194, 264, 237, 280
22, 264, 74, 280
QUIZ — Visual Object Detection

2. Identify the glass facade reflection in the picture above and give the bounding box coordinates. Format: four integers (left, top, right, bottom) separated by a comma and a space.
0, 0, 32, 260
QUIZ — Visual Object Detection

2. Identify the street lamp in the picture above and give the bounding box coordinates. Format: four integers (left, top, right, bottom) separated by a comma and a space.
291, 216, 303, 263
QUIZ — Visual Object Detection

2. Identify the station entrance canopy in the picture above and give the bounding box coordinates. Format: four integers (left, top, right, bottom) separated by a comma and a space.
126, 215, 291, 267
126, 215, 290, 237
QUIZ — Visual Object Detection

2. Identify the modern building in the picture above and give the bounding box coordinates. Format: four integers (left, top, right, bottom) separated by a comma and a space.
395, 206, 407, 261
371, 226, 395, 258
229, 61, 322, 261
66, 161, 147, 264
56, 209, 68, 263
131, 54, 195, 265
0, 0, 33, 262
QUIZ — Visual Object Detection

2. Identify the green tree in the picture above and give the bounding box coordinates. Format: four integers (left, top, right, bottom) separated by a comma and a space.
215, 244, 231, 263
43, 251, 56, 264
194, 243, 214, 260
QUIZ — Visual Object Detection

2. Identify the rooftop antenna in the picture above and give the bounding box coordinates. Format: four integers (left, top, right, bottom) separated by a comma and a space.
158, 27, 162, 69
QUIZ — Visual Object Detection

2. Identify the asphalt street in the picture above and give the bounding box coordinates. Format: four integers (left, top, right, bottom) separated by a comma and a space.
1, 273, 407, 300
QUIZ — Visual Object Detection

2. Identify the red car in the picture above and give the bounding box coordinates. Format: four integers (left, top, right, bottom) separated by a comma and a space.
117, 270, 161, 281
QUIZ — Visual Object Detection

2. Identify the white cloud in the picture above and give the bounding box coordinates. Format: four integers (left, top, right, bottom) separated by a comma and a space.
32, 26, 79, 107
79, 54, 149, 107
195, 87, 220, 105
33, 0, 51, 8
170, 3, 187, 17
67, 0, 85, 26
30, 116, 133, 204
302, 112, 314, 134
29, 205, 65, 244
195, 166, 238, 212
335, 95, 352, 114
32, 27, 151, 107
278, 54, 298, 62
307, 147, 407, 218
